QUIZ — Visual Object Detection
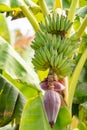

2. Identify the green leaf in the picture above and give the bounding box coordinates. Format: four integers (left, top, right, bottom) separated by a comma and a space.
0, 14, 11, 43
76, 6, 87, 18
53, 106, 72, 129
62, 0, 87, 9
0, 75, 26, 127
3, 72, 38, 99
62, 0, 70, 9
79, 102, 87, 121
0, 37, 41, 91
78, 122, 87, 130
0, 0, 41, 13
75, 82, 87, 97
19, 95, 51, 130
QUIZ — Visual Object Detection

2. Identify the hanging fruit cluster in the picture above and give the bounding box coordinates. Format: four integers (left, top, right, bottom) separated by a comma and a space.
31, 12, 78, 128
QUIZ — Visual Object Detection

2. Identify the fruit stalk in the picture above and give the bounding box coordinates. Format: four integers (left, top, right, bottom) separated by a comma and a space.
38, 0, 49, 16
67, 0, 79, 36
63, 77, 69, 105
20, 4, 40, 32
69, 48, 87, 112
53, 0, 62, 9
77, 15, 87, 38
68, 0, 79, 22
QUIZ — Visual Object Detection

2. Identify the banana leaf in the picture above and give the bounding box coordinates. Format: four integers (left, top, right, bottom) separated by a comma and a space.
0, 13, 11, 43
76, 6, 87, 18
79, 102, 87, 122
62, 0, 87, 9
19, 95, 51, 130
53, 106, 72, 130
0, 36, 41, 91
0, 0, 41, 13
0, 74, 26, 127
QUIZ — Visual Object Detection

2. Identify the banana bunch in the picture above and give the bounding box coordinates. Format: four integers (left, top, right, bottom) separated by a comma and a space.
31, 31, 51, 50
32, 33, 78, 77
32, 31, 78, 54
31, 12, 78, 78
40, 13, 72, 36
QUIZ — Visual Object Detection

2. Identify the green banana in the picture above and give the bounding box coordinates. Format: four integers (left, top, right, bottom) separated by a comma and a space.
64, 18, 68, 30
58, 64, 70, 77
50, 55, 55, 67
54, 13, 57, 30
62, 44, 70, 56
64, 47, 73, 57
52, 34, 57, 48
31, 43, 37, 50
54, 50, 58, 57
32, 36, 44, 50
50, 46, 54, 57
37, 31, 45, 43
47, 14, 52, 31
54, 55, 60, 67
66, 48, 74, 58
32, 38, 40, 49
55, 53, 63, 69
57, 53, 63, 65
45, 16, 50, 32
58, 38, 65, 53
58, 38, 69, 53
58, 57, 67, 68
56, 14, 60, 31
39, 22, 46, 32
51, 13, 54, 31
46, 34, 52, 49
60, 15, 65, 31
62, 65, 71, 72
43, 46, 51, 62
32, 58, 49, 71
65, 20, 72, 31
61, 67, 71, 75
32, 59, 41, 69
56, 36, 61, 50
59, 60, 69, 72
32, 57, 42, 66
40, 48, 48, 63
35, 52, 45, 65
59, 63, 70, 72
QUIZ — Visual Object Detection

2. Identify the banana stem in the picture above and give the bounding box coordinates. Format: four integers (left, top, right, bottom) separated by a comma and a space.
77, 15, 87, 38
67, 0, 79, 36
68, 0, 79, 22
20, 5, 40, 32
68, 48, 87, 111
63, 77, 69, 105
38, 0, 49, 16
53, 0, 62, 9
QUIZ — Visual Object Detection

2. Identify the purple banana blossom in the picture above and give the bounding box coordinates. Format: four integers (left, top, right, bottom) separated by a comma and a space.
40, 79, 65, 92
43, 90, 61, 128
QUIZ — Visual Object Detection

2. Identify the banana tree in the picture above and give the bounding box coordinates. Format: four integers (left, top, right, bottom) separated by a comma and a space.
0, 0, 87, 130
